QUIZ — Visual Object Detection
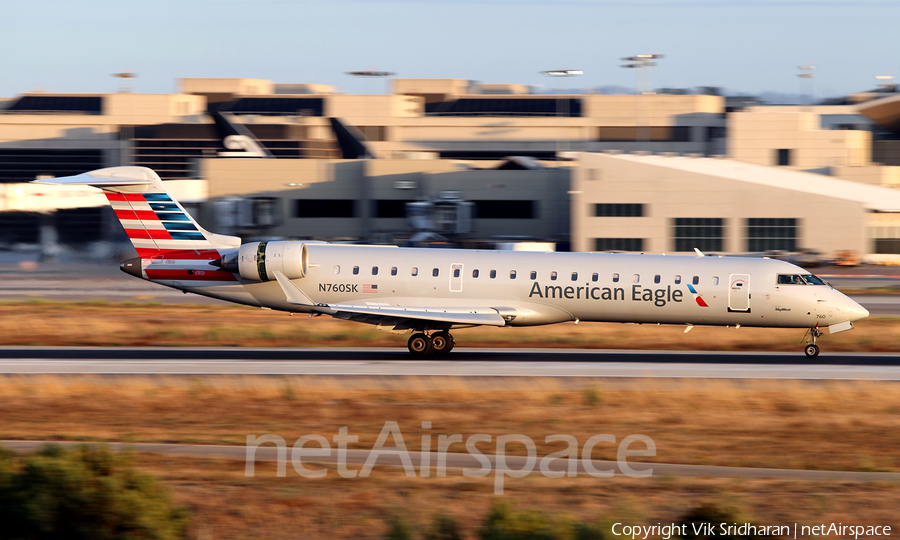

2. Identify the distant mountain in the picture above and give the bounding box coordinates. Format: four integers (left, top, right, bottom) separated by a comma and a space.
534, 85, 838, 105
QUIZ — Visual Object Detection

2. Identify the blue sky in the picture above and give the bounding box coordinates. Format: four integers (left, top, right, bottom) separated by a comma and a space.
1, 0, 898, 98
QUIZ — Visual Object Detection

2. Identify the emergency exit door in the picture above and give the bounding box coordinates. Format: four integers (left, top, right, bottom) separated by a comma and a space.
728, 274, 750, 312
450, 263, 464, 292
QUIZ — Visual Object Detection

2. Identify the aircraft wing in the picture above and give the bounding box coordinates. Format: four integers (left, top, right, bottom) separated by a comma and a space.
324, 305, 507, 327
272, 271, 506, 328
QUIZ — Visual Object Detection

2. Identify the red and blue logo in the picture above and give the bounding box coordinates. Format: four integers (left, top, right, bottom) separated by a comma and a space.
686, 284, 709, 307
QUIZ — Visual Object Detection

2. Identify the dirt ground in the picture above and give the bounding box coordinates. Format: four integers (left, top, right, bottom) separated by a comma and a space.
1, 376, 899, 538
0, 300, 897, 351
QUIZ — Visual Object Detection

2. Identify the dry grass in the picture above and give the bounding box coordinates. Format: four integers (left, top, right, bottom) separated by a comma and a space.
0, 300, 896, 351
4, 376, 900, 538
1, 376, 899, 472
136, 455, 900, 540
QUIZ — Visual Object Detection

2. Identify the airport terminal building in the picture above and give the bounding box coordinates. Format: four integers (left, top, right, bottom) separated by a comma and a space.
3, 77, 900, 261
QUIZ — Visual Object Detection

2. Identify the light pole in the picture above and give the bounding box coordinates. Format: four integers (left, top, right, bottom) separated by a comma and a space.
346, 69, 396, 95
797, 64, 816, 106
112, 70, 137, 165
345, 70, 394, 242
620, 54, 663, 143
539, 69, 583, 156
876, 75, 895, 93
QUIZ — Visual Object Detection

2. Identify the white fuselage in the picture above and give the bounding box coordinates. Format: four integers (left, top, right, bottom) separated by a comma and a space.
155, 245, 868, 331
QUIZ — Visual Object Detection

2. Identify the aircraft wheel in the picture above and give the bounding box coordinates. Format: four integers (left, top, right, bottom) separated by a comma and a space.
804, 344, 820, 358
408, 333, 433, 356
431, 331, 454, 356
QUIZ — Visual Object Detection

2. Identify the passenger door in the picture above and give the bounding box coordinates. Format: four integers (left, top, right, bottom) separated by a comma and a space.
449, 263, 464, 292
728, 274, 750, 312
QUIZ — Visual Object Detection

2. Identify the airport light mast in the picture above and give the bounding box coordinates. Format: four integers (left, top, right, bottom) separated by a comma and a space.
112, 70, 137, 165
797, 64, 816, 106
620, 53, 663, 143
540, 69, 583, 157
346, 69, 396, 95
876, 74, 896, 93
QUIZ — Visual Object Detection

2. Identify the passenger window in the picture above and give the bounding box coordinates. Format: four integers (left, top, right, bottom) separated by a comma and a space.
551, 271, 558, 281
353, 266, 359, 275
712, 276, 719, 286
654, 274, 661, 284
473, 269, 480, 278
633, 274, 640, 283
674, 275, 681, 284
612, 273, 619, 283
391, 267, 398, 276
333, 265, 340, 274
372, 266, 378, 276
568, 272, 575, 281
692, 276, 699, 285
433, 268, 439, 277
530, 271, 537, 280
490, 270, 497, 279
453, 268, 460, 278
411, 267, 418, 276
592, 273, 598, 282
510, 270, 517, 279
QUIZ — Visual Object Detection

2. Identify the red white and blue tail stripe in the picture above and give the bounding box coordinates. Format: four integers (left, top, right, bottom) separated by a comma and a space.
105, 191, 216, 257
33, 167, 242, 285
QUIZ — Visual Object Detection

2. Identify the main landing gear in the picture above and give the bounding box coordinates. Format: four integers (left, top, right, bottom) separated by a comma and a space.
408, 331, 455, 357
803, 327, 823, 358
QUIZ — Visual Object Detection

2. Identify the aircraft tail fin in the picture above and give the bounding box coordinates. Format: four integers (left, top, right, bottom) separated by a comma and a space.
33, 166, 240, 257
330, 117, 375, 159
211, 111, 274, 158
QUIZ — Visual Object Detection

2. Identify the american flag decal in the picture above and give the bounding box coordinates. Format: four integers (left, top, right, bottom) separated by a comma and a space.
363, 284, 378, 293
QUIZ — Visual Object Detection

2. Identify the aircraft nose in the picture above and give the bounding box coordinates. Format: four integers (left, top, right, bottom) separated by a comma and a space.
846, 298, 869, 322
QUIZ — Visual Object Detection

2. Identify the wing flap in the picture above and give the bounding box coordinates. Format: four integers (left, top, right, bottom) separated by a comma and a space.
325, 304, 507, 326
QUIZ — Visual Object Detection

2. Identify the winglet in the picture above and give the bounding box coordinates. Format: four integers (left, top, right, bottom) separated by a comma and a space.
694, 248, 705, 257
273, 271, 314, 306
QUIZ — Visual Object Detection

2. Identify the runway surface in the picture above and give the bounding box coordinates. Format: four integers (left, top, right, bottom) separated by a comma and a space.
3, 440, 897, 481
2, 347, 900, 379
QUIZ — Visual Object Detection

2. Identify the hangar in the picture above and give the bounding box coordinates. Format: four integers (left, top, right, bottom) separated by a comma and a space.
571, 152, 900, 261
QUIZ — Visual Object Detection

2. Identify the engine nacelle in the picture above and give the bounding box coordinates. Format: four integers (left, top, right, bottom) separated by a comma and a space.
233, 241, 311, 282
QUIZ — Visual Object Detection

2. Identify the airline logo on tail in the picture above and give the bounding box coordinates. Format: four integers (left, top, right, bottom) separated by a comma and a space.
686, 284, 709, 307
32, 166, 240, 259
105, 192, 214, 257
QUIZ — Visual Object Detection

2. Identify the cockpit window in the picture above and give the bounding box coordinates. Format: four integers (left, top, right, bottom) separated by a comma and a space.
777, 274, 827, 285
803, 274, 827, 285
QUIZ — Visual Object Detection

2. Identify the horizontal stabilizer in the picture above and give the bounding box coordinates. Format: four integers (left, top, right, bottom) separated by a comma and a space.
33, 167, 156, 187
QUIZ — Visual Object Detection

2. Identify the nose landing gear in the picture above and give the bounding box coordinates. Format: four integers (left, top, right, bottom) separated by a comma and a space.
802, 327, 823, 358
407, 331, 455, 356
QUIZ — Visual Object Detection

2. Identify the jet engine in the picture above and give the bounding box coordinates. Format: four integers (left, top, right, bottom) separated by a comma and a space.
218, 241, 312, 282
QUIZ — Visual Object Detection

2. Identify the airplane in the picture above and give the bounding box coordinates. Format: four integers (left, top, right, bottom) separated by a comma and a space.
36, 166, 869, 358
